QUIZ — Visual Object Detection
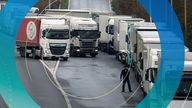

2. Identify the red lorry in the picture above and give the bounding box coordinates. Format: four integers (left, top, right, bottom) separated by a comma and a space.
16, 17, 41, 58
16, 16, 71, 60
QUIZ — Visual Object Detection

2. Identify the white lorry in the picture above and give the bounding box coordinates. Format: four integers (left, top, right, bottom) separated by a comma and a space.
140, 47, 191, 107
70, 17, 100, 57
126, 22, 158, 65
133, 31, 189, 83
135, 31, 189, 95
113, 18, 145, 63
17, 17, 70, 61
105, 16, 133, 54
98, 15, 111, 52
168, 52, 192, 108
40, 19, 70, 60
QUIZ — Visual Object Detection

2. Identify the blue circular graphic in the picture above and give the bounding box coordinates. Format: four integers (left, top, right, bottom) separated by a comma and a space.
0, 0, 184, 108
0, 0, 40, 108
136, 0, 184, 108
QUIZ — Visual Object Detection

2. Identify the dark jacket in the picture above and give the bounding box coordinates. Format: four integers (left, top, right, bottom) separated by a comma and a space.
120, 69, 130, 80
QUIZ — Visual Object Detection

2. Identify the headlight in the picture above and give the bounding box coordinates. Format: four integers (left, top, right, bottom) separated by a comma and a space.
66, 49, 69, 54
95, 49, 98, 52
45, 49, 50, 54
46, 43, 50, 49
77, 49, 80, 52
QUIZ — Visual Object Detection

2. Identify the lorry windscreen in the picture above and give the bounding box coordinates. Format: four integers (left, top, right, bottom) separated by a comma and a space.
76, 30, 99, 39
174, 73, 192, 100
46, 30, 69, 39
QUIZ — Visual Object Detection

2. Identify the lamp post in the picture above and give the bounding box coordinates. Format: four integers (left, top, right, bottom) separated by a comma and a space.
184, 0, 187, 41
49, 0, 51, 9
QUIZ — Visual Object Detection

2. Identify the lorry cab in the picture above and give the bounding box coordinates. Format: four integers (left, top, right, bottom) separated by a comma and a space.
141, 44, 189, 97
135, 30, 189, 83
105, 16, 132, 54
40, 19, 70, 60
113, 18, 145, 63
142, 44, 161, 95
168, 52, 192, 108
70, 17, 100, 57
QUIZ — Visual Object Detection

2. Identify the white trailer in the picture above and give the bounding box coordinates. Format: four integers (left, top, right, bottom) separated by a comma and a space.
113, 18, 145, 63
70, 17, 100, 57
98, 15, 110, 52
126, 22, 159, 65
105, 15, 133, 54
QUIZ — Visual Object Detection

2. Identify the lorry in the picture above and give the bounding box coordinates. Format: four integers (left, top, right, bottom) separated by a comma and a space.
126, 22, 158, 65
140, 49, 192, 107
135, 31, 189, 94
134, 31, 189, 83
104, 15, 133, 54
168, 52, 192, 108
142, 50, 192, 108
98, 15, 110, 52
16, 16, 70, 60
113, 18, 145, 63
70, 17, 100, 57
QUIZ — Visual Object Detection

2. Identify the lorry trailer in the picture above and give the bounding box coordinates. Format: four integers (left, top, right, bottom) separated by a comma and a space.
113, 19, 145, 63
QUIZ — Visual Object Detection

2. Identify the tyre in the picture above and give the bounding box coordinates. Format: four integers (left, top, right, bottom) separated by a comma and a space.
40, 48, 44, 60
143, 91, 147, 98
32, 48, 38, 59
19, 48, 25, 57
63, 57, 68, 61
91, 53, 96, 58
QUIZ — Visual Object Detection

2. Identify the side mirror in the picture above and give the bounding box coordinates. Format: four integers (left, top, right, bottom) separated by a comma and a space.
145, 69, 152, 82
145, 71, 149, 81
140, 59, 143, 70
125, 35, 128, 43
98, 32, 101, 38
109, 25, 114, 35
42, 30, 46, 38
106, 26, 109, 33
134, 44, 137, 53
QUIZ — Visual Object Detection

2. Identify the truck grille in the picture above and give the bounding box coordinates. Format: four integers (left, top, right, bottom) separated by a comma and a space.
50, 46, 66, 55
81, 42, 94, 48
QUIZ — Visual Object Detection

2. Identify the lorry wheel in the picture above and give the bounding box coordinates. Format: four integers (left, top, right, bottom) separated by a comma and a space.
19, 48, 25, 57
62, 57, 68, 61
32, 49, 38, 59
143, 91, 147, 98
91, 54, 96, 58
40, 49, 45, 60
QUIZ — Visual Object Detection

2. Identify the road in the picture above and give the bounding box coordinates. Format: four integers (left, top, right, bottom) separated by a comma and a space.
14, 54, 68, 108
1, 52, 143, 108
57, 52, 143, 108
69, 0, 112, 12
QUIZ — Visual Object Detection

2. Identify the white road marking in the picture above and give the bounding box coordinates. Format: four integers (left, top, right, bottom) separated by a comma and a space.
39, 60, 72, 108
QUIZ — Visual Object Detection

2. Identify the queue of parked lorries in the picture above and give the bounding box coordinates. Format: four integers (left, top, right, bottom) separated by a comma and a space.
98, 15, 192, 107
16, 10, 101, 61
9, 6, 192, 107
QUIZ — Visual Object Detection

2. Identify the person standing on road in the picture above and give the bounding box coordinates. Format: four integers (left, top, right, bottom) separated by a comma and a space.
120, 65, 132, 92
